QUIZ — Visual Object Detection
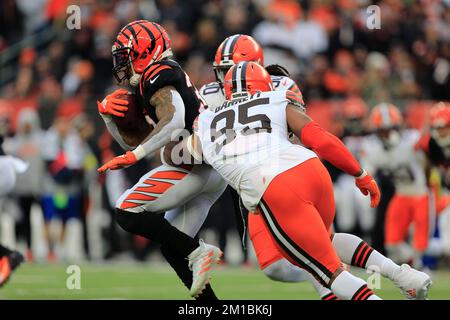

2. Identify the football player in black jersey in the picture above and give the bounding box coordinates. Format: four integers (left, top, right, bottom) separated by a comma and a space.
97, 20, 224, 298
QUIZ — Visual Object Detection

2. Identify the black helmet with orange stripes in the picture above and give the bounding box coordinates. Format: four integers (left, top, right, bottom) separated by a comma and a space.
224, 61, 273, 100
213, 34, 264, 84
112, 20, 172, 86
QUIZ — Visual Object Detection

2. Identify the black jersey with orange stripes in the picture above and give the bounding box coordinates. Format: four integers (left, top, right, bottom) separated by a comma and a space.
138, 59, 206, 133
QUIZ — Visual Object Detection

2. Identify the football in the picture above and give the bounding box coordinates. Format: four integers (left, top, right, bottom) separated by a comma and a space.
113, 91, 154, 148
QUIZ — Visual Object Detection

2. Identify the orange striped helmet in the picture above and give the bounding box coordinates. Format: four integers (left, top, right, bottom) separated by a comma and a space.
112, 20, 172, 86
430, 102, 450, 129
369, 103, 403, 130
214, 34, 264, 83
224, 62, 273, 100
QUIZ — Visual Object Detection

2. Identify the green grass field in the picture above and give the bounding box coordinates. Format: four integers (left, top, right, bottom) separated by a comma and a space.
1, 263, 449, 300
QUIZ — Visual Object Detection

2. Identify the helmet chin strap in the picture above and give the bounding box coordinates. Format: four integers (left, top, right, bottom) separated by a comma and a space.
129, 58, 140, 86
130, 73, 140, 87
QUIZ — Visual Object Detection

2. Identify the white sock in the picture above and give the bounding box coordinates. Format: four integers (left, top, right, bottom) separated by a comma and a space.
333, 233, 400, 279
366, 249, 400, 280
330, 270, 381, 300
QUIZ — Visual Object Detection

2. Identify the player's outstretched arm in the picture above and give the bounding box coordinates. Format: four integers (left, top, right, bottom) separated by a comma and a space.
286, 104, 380, 208
132, 85, 185, 161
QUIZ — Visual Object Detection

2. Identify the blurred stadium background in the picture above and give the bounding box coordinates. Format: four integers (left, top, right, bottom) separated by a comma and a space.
0, 0, 450, 299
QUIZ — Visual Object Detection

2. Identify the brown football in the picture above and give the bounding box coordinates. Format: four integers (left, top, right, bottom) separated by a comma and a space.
113, 92, 154, 148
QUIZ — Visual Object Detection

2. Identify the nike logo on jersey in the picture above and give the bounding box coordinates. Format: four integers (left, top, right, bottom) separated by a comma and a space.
149, 75, 160, 84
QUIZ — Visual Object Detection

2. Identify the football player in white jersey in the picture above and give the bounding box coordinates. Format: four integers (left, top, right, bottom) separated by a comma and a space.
334, 98, 374, 235
0, 132, 26, 287
362, 103, 430, 268
168, 34, 431, 299
187, 61, 432, 299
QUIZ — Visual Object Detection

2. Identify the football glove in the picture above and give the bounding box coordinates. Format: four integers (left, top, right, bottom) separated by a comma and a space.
355, 170, 381, 208
97, 151, 137, 173
97, 88, 129, 118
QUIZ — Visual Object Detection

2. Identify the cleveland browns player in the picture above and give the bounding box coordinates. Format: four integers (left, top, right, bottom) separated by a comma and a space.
361, 104, 430, 268
96, 20, 226, 298
189, 61, 433, 299
178, 34, 430, 300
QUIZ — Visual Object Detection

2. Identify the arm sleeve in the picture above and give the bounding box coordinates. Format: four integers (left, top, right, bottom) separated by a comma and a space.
99, 113, 133, 151
300, 121, 362, 176
133, 89, 185, 160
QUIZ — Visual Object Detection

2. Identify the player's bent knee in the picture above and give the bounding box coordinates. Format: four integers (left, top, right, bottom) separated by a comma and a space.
115, 208, 167, 242
115, 208, 138, 233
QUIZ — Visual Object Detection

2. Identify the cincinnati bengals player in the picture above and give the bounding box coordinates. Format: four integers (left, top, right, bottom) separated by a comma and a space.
179, 34, 430, 300
187, 62, 429, 299
96, 20, 225, 298
362, 104, 430, 268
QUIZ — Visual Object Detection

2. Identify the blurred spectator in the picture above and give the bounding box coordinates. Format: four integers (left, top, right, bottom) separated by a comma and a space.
73, 113, 98, 259
3, 108, 44, 261
323, 49, 361, 97
253, 1, 328, 61
41, 115, 84, 261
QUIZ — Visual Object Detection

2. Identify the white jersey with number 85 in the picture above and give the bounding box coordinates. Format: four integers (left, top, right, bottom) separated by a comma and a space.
196, 90, 317, 211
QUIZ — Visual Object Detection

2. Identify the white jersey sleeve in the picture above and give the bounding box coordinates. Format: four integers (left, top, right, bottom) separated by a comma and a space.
271, 75, 299, 92
197, 90, 316, 211
199, 82, 226, 110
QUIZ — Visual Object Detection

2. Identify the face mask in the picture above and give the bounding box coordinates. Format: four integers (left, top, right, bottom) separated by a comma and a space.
381, 130, 400, 149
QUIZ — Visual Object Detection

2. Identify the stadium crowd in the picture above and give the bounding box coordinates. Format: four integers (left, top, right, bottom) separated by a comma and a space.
0, 0, 449, 267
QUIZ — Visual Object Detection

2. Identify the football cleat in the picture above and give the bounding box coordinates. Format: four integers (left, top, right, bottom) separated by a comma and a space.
0, 251, 25, 287
392, 264, 432, 300
188, 240, 222, 297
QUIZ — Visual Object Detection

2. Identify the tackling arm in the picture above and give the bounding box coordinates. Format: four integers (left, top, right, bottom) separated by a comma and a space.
286, 104, 362, 176
286, 104, 380, 207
